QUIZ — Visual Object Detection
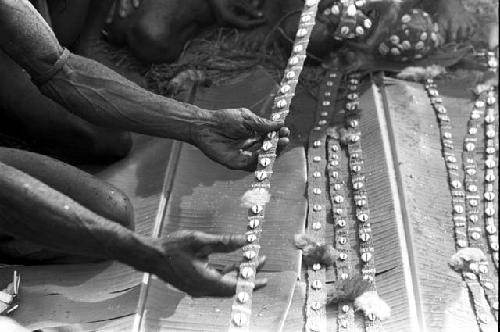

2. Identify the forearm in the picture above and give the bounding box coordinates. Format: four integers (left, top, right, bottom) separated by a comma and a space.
38, 53, 209, 142
0, 0, 63, 79
0, 0, 210, 142
0, 162, 161, 273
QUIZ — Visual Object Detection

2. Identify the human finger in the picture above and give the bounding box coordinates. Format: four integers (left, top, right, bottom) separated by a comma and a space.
119, 0, 131, 17
246, 114, 285, 134
105, 1, 116, 24
450, 26, 457, 43
437, 17, 447, 42
234, 0, 264, 19
204, 269, 268, 297
225, 149, 258, 171
456, 26, 464, 43
226, 15, 267, 29
190, 232, 247, 254
133, 0, 141, 8
196, 266, 238, 297
277, 137, 290, 155
221, 255, 267, 274
241, 137, 262, 151
279, 126, 290, 138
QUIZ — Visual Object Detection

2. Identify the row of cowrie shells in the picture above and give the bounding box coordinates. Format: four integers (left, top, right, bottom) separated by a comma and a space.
229, 0, 320, 329
462, 100, 485, 248
425, 78, 498, 327
482, 53, 499, 320
462, 93, 499, 321
304, 71, 340, 332
327, 130, 354, 331
484, 99, 499, 270
344, 74, 379, 329
345, 76, 376, 275
484, 53, 499, 270
425, 79, 469, 249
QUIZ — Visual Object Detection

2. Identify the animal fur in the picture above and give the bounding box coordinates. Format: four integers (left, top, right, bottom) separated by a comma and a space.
449, 248, 487, 272
473, 71, 498, 95
327, 276, 372, 304
354, 291, 392, 321
294, 234, 338, 267
327, 126, 357, 147
396, 65, 446, 82
241, 188, 271, 208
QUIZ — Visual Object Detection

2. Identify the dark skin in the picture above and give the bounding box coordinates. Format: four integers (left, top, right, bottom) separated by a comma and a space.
104, 0, 267, 63
102, 0, 478, 64
0, 160, 267, 296
0, 0, 290, 296
0, 0, 132, 163
0, 0, 289, 169
0, 48, 132, 163
0, 0, 269, 163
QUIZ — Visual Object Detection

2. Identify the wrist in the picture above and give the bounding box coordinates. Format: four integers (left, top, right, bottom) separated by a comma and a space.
111, 232, 164, 274
184, 106, 215, 145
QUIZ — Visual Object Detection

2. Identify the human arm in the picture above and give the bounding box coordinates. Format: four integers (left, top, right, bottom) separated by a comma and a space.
0, 0, 288, 170
0, 162, 266, 296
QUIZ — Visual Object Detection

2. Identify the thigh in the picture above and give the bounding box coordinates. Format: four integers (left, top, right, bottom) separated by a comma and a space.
0, 148, 134, 230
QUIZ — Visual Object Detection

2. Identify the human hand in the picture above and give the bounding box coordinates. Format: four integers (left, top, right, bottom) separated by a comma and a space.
118, 0, 141, 17
434, 0, 477, 44
191, 108, 290, 171
209, 0, 266, 29
106, 0, 141, 23
153, 231, 267, 297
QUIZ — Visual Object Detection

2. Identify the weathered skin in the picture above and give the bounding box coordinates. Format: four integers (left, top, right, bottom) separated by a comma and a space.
105, 0, 266, 63
0, 0, 291, 296
0, 147, 134, 264
102, 0, 479, 64
1, 0, 129, 162
0, 160, 268, 295
0, 49, 132, 163
0, 0, 267, 162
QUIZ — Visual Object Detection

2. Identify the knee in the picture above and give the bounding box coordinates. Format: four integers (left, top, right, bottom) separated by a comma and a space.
127, 20, 182, 63
90, 130, 133, 162
107, 187, 135, 231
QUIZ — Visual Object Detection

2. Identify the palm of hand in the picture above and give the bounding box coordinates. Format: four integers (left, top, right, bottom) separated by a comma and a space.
157, 237, 223, 297
153, 231, 267, 297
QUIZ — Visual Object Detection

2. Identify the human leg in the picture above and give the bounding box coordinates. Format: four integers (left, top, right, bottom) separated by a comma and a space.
0, 148, 134, 230
0, 148, 134, 264
0, 49, 132, 163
